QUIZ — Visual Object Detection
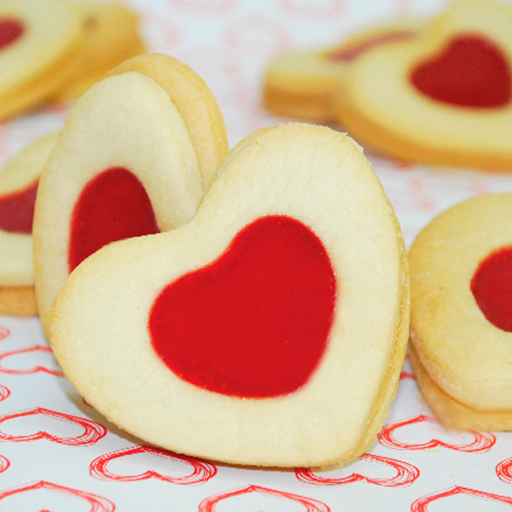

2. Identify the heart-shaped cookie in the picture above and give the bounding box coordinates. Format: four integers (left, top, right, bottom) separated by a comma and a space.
0, 0, 83, 121
409, 193, 512, 430
263, 17, 421, 122
0, 132, 58, 316
50, 124, 409, 467
33, 54, 227, 335
337, 0, 512, 170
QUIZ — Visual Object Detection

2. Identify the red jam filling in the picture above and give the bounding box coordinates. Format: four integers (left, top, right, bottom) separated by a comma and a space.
68, 167, 159, 272
471, 246, 512, 332
329, 30, 415, 63
410, 34, 512, 108
0, 18, 24, 50
0, 179, 38, 234
148, 215, 337, 398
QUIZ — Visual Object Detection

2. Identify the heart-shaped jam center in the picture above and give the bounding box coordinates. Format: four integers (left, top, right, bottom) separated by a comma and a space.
471, 246, 512, 332
410, 34, 512, 108
0, 18, 24, 50
68, 167, 159, 272
329, 30, 415, 63
149, 215, 336, 398
0, 179, 38, 234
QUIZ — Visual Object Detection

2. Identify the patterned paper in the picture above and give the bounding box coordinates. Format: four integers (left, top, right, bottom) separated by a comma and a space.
1, 0, 512, 510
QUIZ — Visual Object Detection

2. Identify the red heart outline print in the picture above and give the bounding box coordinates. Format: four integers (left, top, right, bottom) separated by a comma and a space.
378, 414, 496, 452
90, 445, 217, 484
0, 481, 115, 512
224, 15, 292, 57
0, 454, 9, 475
198, 485, 330, 512
0, 345, 64, 376
0, 385, 10, 402
295, 453, 419, 487
497, 456, 512, 485
0, 408, 106, 446
0, 325, 10, 342
411, 485, 512, 511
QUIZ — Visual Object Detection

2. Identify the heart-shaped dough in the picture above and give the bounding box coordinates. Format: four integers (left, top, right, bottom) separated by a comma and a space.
0, 132, 58, 316
337, 0, 512, 170
409, 193, 512, 430
50, 124, 409, 468
34, 54, 227, 335
263, 17, 421, 122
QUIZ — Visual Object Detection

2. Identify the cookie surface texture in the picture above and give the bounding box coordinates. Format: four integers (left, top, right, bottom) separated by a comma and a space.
0, 132, 58, 316
108, 53, 228, 189
0, 0, 83, 121
50, 124, 409, 468
263, 17, 421, 122
337, 0, 512, 170
33, 70, 204, 335
52, 1, 146, 101
409, 193, 512, 430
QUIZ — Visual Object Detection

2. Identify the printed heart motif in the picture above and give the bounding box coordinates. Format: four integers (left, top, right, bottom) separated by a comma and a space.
225, 15, 292, 56
0, 407, 106, 445
0, 481, 115, 512
410, 35, 512, 108
90, 445, 217, 484
0, 179, 37, 234
471, 246, 512, 332
69, 167, 159, 271
0, 385, 9, 402
0, 345, 64, 376
198, 485, 330, 512
378, 414, 496, 452
149, 215, 336, 398
496, 456, 512, 485
411, 486, 512, 511
296, 453, 419, 487
0, 18, 23, 51
0, 454, 8, 474
0, 324, 10, 341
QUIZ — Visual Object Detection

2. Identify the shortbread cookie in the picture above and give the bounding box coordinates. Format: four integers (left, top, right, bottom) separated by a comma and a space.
337, 0, 512, 170
0, 0, 83, 121
53, 1, 146, 101
409, 193, 512, 430
263, 18, 420, 122
50, 124, 409, 468
0, 132, 58, 316
34, 54, 227, 336
108, 54, 228, 188
409, 346, 512, 431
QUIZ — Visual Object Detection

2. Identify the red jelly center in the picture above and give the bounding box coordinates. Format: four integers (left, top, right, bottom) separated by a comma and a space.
148, 215, 337, 398
0, 18, 24, 50
329, 30, 415, 62
471, 246, 512, 332
410, 34, 512, 108
68, 167, 159, 272
0, 179, 38, 234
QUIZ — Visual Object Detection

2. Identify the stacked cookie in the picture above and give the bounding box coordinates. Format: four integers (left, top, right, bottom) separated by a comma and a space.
264, 0, 512, 170
409, 194, 512, 431
8, 50, 410, 469
0, 0, 145, 121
